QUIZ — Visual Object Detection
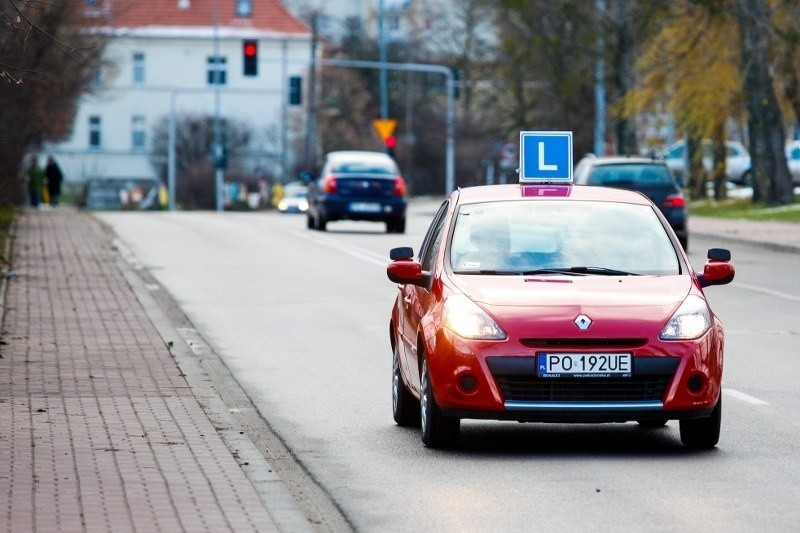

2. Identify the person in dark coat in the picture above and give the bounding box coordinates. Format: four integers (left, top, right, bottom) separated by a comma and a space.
45, 156, 64, 206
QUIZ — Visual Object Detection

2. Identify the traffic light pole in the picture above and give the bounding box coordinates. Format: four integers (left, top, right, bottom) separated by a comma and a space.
321, 59, 456, 195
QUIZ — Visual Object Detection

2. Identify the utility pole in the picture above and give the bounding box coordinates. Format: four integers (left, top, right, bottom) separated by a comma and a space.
594, 0, 606, 156
378, 0, 388, 120
213, 1, 224, 212
304, 10, 318, 173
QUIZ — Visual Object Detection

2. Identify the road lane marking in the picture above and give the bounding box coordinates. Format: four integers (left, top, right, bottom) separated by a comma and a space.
286, 228, 388, 266
724, 388, 769, 405
735, 282, 800, 303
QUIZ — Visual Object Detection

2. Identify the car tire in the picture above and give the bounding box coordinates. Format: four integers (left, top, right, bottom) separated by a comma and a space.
392, 342, 420, 427
420, 358, 460, 448
741, 171, 752, 188
316, 212, 327, 231
306, 213, 314, 229
386, 217, 406, 234
679, 395, 721, 449
637, 419, 668, 428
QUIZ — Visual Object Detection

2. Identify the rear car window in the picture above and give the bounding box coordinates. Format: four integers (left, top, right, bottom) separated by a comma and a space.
332, 161, 398, 175
588, 164, 673, 186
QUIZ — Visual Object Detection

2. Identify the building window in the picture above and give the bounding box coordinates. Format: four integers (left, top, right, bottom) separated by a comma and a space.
386, 15, 400, 32
89, 116, 101, 148
132, 52, 145, 85
207, 56, 227, 85
235, 0, 252, 17
132, 115, 146, 150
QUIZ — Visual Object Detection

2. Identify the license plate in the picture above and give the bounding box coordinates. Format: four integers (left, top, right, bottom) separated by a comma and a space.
349, 202, 381, 213
537, 353, 632, 378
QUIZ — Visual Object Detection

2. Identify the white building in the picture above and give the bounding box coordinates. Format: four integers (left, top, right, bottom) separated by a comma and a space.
49, 0, 312, 186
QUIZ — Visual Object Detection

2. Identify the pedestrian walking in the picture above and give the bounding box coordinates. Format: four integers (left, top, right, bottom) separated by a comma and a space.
25, 155, 44, 207
45, 155, 64, 206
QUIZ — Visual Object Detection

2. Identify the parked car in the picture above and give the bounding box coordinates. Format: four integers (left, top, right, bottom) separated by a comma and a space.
785, 141, 800, 185
661, 139, 752, 186
277, 182, 308, 214
307, 150, 407, 233
386, 182, 735, 449
573, 154, 689, 250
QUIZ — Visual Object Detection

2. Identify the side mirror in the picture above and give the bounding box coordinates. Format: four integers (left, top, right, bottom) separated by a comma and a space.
387, 247, 430, 287
699, 248, 735, 287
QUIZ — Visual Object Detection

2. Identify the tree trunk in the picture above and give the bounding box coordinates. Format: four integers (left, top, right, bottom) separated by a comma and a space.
735, 0, 793, 205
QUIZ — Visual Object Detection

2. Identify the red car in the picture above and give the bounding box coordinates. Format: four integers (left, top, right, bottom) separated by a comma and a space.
387, 183, 734, 449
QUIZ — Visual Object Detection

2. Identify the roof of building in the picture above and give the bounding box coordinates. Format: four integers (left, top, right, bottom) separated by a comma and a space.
86, 0, 310, 38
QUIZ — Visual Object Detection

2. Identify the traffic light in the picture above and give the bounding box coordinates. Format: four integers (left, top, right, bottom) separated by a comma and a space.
243, 39, 258, 76
384, 135, 397, 158
288, 75, 302, 106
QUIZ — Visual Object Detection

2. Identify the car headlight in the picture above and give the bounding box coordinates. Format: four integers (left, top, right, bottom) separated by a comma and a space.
659, 294, 711, 340
443, 294, 507, 340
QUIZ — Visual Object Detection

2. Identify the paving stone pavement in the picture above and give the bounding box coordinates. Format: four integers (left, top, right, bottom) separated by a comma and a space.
0, 208, 286, 533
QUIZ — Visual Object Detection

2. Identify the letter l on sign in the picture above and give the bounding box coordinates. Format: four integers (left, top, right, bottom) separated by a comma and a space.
539, 142, 557, 171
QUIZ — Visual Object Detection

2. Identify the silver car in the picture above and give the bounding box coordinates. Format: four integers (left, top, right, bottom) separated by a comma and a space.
662, 139, 752, 186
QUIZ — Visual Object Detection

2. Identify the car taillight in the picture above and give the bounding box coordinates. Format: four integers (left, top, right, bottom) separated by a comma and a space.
663, 194, 686, 208
393, 176, 407, 196
322, 175, 338, 194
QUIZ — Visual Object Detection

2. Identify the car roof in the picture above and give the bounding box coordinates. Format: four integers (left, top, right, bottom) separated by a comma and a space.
454, 183, 653, 206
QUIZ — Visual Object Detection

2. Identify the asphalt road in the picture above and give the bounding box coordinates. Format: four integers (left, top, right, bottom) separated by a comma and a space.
97, 201, 800, 532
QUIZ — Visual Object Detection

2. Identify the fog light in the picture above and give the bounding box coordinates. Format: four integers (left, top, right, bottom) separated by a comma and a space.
458, 375, 478, 393
687, 374, 706, 394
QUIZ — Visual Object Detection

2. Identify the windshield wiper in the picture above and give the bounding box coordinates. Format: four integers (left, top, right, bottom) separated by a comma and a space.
565, 266, 640, 276
519, 268, 582, 276
457, 267, 640, 276
519, 266, 639, 276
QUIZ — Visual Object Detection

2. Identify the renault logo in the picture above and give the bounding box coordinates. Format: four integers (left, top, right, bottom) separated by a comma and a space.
574, 314, 592, 330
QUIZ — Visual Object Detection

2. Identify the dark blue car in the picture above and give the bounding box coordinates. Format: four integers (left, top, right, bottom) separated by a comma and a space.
573, 154, 689, 251
307, 151, 408, 233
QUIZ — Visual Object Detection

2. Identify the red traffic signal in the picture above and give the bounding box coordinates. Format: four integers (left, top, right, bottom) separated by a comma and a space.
384, 135, 397, 149
243, 40, 258, 76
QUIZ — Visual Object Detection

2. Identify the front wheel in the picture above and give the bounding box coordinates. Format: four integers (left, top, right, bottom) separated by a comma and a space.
420, 358, 460, 448
392, 342, 419, 427
679, 395, 721, 449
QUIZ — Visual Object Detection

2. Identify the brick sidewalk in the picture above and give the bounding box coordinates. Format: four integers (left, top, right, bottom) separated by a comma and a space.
0, 208, 281, 532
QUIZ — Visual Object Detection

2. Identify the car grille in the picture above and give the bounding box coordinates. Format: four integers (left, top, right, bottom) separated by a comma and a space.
520, 338, 647, 349
487, 356, 679, 403
495, 375, 671, 403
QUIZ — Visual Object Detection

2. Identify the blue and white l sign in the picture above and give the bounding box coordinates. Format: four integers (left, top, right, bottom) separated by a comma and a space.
519, 131, 573, 183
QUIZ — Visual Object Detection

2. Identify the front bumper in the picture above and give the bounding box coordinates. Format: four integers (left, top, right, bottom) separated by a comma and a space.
427, 329, 722, 423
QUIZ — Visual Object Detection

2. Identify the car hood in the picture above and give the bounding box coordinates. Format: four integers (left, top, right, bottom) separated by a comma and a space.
450, 274, 694, 336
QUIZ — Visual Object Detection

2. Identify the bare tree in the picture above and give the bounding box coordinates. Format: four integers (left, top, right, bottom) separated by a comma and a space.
150, 114, 253, 210
0, 1, 108, 206
734, 0, 793, 205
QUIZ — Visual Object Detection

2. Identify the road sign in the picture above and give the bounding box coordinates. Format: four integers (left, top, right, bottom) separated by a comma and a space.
373, 119, 397, 141
519, 131, 573, 183
499, 142, 517, 170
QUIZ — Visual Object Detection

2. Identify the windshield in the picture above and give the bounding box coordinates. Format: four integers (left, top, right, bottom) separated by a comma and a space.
450, 200, 680, 276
